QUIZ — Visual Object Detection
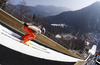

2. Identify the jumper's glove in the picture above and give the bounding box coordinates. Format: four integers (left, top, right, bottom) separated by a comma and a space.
37, 30, 41, 34
24, 23, 28, 27
34, 30, 41, 34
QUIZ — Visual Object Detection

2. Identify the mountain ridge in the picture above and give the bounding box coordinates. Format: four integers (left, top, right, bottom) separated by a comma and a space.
45, 2, 100, 33
7, 4, 70, 17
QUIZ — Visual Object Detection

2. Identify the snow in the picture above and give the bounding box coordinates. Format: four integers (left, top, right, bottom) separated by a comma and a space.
55, 34, 61, 38
88, 45, 97, 55
0, 24, 82, 62
51, 24, 67, 28
86, 41, 90, 45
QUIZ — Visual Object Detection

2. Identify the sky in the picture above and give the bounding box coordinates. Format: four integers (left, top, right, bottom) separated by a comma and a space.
9, 0, 100, 10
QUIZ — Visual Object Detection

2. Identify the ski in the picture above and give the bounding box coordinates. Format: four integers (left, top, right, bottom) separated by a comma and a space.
1, 29, 50, 54
26, 42, 50, 53
2, 29, 48, 51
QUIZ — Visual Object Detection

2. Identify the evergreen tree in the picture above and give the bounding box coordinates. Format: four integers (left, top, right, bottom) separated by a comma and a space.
32, 14, 36, 20
32, 14, 37, 24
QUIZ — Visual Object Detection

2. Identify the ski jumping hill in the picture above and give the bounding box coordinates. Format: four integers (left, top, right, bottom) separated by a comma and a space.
0, 8, 82, 59
0, 20, 81, 62
0, 8, 86, 64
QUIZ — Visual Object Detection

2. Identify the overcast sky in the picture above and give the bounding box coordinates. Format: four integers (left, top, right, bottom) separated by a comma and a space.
10, 0, 100, 10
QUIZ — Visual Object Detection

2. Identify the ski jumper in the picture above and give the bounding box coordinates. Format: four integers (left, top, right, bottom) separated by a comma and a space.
21, 24, 41, 43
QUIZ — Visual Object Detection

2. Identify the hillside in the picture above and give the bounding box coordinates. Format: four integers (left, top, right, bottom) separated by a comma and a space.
45, 2, 100, 33
6, 5, 70, 17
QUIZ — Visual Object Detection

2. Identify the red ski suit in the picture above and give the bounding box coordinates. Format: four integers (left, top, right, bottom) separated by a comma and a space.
21, 25, 36, 43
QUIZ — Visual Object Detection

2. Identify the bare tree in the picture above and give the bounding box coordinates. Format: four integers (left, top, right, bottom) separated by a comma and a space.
0, 0, 8, 10
19, 0, 30, 21
5, 0, 14, 14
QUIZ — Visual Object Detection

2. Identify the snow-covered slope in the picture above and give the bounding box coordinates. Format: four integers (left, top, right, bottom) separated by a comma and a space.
0, 24, 82, 62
